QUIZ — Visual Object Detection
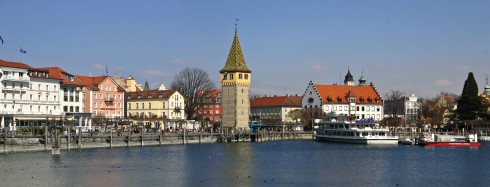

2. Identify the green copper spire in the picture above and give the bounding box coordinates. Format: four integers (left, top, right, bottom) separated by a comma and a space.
220, 26, 251, 73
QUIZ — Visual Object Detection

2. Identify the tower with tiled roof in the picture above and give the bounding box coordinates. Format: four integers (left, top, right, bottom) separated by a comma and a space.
344, 68, 354, 86
219, 23, 251, 130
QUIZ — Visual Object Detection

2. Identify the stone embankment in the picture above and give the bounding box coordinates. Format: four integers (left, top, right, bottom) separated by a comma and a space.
0, 131, 313, 154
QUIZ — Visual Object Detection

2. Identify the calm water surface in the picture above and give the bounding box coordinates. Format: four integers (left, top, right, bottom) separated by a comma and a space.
1, 140, 489, 187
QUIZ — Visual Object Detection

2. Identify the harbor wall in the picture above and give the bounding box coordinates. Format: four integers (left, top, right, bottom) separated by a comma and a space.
0, 131, 314, 154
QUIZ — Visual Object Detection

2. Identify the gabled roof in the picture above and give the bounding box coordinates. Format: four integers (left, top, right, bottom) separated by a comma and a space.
0, 59, 34, 69
313, 84, 383, 104
37, 67, 84, 86
251, 96, 302, 108
220, 32, 251, 73
126, 89, 177, 100
77, 75, 110, 91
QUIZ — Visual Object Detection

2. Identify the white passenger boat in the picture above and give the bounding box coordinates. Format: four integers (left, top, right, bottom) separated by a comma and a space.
314, 116, 398, 145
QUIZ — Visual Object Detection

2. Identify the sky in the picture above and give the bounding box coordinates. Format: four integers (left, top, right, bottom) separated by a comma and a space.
0, 0, 489, 98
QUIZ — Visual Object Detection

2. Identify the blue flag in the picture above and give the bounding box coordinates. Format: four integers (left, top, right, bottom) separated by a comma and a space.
20, 48, 26, 54
0, 35, 3, 45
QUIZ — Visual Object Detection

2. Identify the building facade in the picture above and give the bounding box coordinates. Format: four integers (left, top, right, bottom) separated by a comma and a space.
0, 60, 63, 129
126, 89, 185, 130
384, 94, 421, 126
302, 70, 384, 122
39, 67, 91, 129
196, 89, 222, 127
78, 76, 125, 126
250, 95, 303, 127
219, 28, 251, 130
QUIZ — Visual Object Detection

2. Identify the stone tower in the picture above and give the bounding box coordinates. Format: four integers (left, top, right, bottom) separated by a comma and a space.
219, 26, 251, 130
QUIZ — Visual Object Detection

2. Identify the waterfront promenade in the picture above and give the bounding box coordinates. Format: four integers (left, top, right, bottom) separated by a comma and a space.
0, 130, 313, 154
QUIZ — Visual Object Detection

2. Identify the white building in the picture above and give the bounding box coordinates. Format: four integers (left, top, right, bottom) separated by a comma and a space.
302, 70, 384, 122
0, 60, 63, 129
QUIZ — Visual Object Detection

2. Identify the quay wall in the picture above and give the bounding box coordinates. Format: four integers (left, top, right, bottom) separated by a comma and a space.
0, 131, 314, 154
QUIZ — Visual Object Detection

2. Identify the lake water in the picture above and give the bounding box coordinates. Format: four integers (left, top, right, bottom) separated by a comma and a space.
1, 140, 489, 187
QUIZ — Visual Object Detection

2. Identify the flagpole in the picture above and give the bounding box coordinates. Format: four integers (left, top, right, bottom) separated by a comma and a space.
19, 45, 22, 63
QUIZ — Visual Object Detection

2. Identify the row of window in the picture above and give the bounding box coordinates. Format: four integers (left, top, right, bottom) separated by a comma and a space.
3, 104, 57, 114
94, 93, 122, 100
2, 82, 58, 91
3, 93, 58, 102
198, 110, 220, 114
94, 102, 122, 108
222, 73, 249, 80
324, 105, 381, 112
94, 110, 122, 117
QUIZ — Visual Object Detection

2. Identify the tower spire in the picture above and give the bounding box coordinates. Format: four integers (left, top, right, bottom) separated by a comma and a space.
235, 18, 239, 33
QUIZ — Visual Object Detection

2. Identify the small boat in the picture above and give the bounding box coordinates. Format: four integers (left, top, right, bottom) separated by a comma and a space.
418, 133, 481, 147
399, 139, 413, 145
314, 115, 399, 145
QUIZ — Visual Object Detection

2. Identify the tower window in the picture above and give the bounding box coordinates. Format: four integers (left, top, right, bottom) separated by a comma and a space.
230, 74, 234, 80
239, 74, 243, 79
245, 74, 248, 80
223, 74, 227, 80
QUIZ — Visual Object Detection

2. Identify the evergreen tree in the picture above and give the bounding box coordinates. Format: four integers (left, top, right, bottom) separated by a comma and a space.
455, 72, 485, 120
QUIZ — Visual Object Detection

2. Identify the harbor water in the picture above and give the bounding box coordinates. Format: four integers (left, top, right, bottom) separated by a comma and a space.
1, 140, 489, 187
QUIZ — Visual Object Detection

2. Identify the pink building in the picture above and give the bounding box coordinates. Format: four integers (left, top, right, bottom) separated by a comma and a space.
78, 76, 125, 124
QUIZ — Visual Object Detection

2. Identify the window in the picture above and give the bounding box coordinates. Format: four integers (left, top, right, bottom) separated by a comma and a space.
230, 74, 234, 80
239, 74, 243, 79
223, 74, 227, 80
46, 85, 49, 91
142, 103, 145, 109
216, 110, 219, 114
136, 103, 139, 109
245, 74, 248, 80
149, 103, 151, 109
94, 94, 97, 99
129, 103, 131, 109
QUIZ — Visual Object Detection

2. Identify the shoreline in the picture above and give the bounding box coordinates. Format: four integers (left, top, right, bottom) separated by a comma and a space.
1, 131, 314, 154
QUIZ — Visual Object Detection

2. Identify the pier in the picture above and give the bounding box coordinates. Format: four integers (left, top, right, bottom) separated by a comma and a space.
0, 128, 313, 154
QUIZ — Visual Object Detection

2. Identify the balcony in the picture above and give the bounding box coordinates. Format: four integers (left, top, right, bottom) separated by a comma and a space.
104, 97, 114, 103
1, 75, 30, 82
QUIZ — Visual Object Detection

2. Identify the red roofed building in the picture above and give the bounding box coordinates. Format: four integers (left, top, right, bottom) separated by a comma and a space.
1, 59, 64, 129
302, 70, 384, 122
250, 95, 302, 127
78, 75, 125, 127
38, 67, 92, 128
196, 89, 222, 127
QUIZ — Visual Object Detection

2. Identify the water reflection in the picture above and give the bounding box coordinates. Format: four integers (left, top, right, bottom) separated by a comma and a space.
1, 141, 489, 186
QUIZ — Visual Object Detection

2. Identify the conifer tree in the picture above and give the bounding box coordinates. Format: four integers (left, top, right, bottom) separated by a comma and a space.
455, 72, 485, 120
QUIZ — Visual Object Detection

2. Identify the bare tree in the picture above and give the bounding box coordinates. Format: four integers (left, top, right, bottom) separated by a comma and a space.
171, 67, 216, 120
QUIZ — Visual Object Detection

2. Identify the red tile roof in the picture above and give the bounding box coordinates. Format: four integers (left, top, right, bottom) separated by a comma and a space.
251, 96, 302, 107
77, 75, 109, 91
37, 67, 85, 85
0, 59, 34, 69
313, 84, 383, 104
126, 90, 177, 100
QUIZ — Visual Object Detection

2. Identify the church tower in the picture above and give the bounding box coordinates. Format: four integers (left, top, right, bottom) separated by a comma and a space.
219, 23, 251, 130
344, 68, 355, 86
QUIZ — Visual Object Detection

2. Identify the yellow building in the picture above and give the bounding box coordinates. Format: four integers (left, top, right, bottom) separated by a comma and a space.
126, 89, 185, 130
219, 26, 251, 130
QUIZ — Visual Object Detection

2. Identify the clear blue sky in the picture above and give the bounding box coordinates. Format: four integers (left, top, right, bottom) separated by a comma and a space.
1, 0, 489, 98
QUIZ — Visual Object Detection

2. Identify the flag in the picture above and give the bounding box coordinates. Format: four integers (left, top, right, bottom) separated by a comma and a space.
0, 35, 3, 45
20, 48, 26, 54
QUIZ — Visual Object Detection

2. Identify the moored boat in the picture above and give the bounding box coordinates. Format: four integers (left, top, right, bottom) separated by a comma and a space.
418, 133, 481, 147
314, 117, 398, 145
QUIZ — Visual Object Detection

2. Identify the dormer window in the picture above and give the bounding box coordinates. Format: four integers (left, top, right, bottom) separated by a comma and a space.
337, 96, 342, 102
